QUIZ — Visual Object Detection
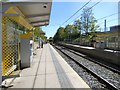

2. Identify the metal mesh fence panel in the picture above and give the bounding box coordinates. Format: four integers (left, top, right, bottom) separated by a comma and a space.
2, 17, 19, 76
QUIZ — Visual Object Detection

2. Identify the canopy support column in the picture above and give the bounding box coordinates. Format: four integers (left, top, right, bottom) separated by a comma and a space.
0, 2, 2, 85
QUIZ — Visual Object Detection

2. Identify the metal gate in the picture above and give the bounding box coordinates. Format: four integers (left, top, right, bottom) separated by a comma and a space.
2, 17, 19, 76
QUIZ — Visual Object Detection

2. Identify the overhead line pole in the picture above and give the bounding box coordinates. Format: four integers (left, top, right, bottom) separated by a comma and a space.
97, 12, 120, 28
104, 19, 106, 32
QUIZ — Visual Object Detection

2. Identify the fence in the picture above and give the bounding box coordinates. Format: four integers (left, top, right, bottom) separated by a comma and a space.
2, 17, 20, 76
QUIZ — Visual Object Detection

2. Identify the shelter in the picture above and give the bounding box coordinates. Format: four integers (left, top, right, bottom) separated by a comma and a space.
0, 1, 52, 84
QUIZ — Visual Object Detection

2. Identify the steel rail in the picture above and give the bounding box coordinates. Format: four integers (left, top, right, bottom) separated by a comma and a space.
67, 48, 120, 74
53, 45, 119, 90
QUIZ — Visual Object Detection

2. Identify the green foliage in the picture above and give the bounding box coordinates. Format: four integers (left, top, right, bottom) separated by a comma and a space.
73, 37, 80, 43
49, 37, 53, 40
53, 27, 65, 42
74, 19, 81, 31
0, 0, 9, 1
53, 25, 80, 43
80, 7, 99, 42
53, 7, 99, 45
34, 27, 47, 42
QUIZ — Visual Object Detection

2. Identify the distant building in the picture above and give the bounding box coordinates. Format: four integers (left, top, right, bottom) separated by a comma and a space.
95, 25, 120, 50
110, 25, 120, 32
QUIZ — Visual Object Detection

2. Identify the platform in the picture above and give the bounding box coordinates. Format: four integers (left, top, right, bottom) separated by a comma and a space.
2, 43, 90, 88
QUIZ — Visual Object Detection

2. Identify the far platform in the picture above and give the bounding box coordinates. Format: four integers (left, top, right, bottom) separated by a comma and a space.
2, 43, 90, 88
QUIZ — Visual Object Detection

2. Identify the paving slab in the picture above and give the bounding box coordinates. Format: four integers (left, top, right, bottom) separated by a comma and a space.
34, 75, 45, 88
66, 73, 90, 88
20, 62, 38, 77
46, 74, 61, 88
11, 76, 35, 88
37, 62, 45, 75
49, 44, 90, 88
6, 43, 90, 89
46, 62, 57, 74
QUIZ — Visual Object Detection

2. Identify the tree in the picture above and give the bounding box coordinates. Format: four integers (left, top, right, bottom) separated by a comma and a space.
49, 37, 53, 40
73, 19, 81, 33
53, 7, 99, 45
53, 24, 81, 43
34, 27, 46, 42
53, 27, 65, 42
80, 7, 99, 43
73, 20, 82, 42
64, 25, 72, 42
0, 0, 9, 1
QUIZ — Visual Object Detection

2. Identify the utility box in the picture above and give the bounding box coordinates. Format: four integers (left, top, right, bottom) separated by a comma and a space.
20, 33, 33, 69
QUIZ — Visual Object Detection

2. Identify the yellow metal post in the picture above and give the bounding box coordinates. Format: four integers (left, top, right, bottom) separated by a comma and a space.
2, 5, 33, 76
0, 2, 2, 84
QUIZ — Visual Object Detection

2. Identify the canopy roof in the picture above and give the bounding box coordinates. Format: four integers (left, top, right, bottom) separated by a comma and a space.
2, 1, 52, 27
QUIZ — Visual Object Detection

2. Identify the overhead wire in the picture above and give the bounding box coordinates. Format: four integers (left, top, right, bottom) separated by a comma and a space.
98, 17, 120, 26
97, 11, 120, 25
69, 0, 102, 25
59, 0, 119, 28
68, 0, 120, 30
97, 12, 120, 21
60, 0, 92, 26
96, 17, 120, 32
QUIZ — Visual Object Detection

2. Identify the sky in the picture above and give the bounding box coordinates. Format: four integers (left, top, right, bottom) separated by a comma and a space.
42, 1, 119, 38
8, 0, 120, 38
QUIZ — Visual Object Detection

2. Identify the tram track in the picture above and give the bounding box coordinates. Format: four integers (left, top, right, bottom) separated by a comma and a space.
53, 44, 120, 90
67, 48, 120, 74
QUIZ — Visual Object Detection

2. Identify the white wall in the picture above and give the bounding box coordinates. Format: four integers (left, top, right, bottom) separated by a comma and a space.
0, 2, 2, 84
20, 38, 31, 68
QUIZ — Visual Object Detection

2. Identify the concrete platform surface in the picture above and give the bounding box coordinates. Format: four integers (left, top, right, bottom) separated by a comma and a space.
3, 43, 90, 88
